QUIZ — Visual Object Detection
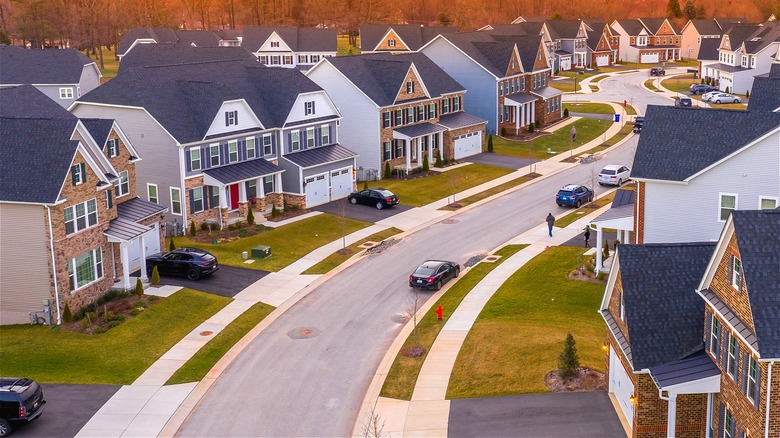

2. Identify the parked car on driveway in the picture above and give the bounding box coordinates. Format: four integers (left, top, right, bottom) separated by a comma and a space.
710, 93, 741, 104
598, 165, 631, 186
632, 116, 644, 133
675, 96, 693, 107
701, 90, 720, 102
0, 377, 46, 437
649, 67, 665, 76
689, 83, 717, 95
347, 188, 399, 210
556, 184, 594, 207
146, 247, 219, 281
409, 260, 460, 291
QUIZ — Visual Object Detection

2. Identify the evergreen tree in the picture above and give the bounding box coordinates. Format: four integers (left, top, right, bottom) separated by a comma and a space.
558, 333, 580, 379
384, 161, 391, 179
435, 149, 443, 167
603, 239, 610, 260
683, 0, 698, 19
422, 153, 429, 171
487, 134, 494, 153
247, 208, 255, 225
667, 0, 683, 18
134, 278, 144, 296
169, 238, 176, 251
62, 303, 72, 323
189, 220, 196, 236
151, 266, 160, 285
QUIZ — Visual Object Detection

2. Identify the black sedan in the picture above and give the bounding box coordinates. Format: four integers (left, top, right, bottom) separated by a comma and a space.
347, 188, 399, 210
146, 247, 219, 280
409, 260, 460, 291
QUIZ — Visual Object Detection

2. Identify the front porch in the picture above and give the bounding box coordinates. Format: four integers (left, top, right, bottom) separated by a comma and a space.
392, 122, 446, 172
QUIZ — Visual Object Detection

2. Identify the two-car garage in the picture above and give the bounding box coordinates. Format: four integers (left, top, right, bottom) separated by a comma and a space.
453, 131, 483, 160
304, 166, 354, 208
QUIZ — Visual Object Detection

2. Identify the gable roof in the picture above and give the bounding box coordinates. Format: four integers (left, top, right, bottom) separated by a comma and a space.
631, 105, 780, 181
80, 119, 116, 149
118, 28, 228, 56
747, 63, 780, 112
613, 19, 649, 36
118, 44, 256, 73
0, 46, 96, 85
722, 24, 763, 50
359, 24, 457, 52
687, 19, 725, 36
639, 18, 679, 34
320, 52, 464, 107
740, 21, 780, 54
0, 117, 80, 204
78, 60, 323, 144
242, 26, 337, 52
698, 38, 722, 60
0, 85, 75, 119
441, 32, 544, 77
543, 20, 584, 39
617, 242, 716, 370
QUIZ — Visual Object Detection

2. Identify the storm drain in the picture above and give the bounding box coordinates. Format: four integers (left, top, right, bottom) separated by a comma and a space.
288, 327, 321, 339
482, 255, 502, 263
391, 314, 409, 324
359, 241, 379, 249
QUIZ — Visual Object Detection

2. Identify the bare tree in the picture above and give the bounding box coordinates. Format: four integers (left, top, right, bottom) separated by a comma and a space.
361, 407, 388, 438
404, 288, 425, 356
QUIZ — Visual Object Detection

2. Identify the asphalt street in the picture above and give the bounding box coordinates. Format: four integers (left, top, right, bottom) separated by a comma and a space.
571, 68, 682, 114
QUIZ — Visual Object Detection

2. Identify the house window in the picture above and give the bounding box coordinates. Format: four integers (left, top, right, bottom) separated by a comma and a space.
192, 187, 204, 212
263, 135, 273, 155
306, 127, 316, 148
259, 55, 268, 65
407, 107, 414, 123
321, 125, 330, 144
263, 175, 274, 194
210, 145, 220, 166
454, 96, 461, 111
618, 291, 624, 321
270, 41, 280, 48
64, 199, 98, 235
245, 179, 257, 199
388, 39, 396, 47
395, 140, 403, 158
170, 188, 182, 215
310, 55, 320, 63
383, 142, 392, 161
417, 105, 425, 121
305, 101, 316, 116
190, 148, 201, 171
406, 81, 415, 94
225, 110, 238, 126
71, 163, 86, 185
382, 112, 391, 128
395, 110, 403, 126
723, 407, 735, 438
271, 56, 281, 65
59, 87, 74, 99
709, 317, 720, 356
228, 141, 238, 163
719, 193, 736, 221
291, 131, 300, 151
283, 56, 292, 65
67, 248, 103, 291
107, 139, 119, 158
115, 170, 129, 197
727, 335, 737, 380
759, 197, 778, 209
148, 184, 158, 204
298, 54, 308, 64
246, 138, 256, 159
442, 99, 449, 114
732, 256, 742, 290
428, 103, 436, 119
747, 356, 758, 404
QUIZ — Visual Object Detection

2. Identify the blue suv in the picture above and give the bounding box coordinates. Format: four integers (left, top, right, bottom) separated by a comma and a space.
556, 184, 594, 207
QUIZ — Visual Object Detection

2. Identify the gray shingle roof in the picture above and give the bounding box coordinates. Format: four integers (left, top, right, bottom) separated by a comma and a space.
79, 60, 323, 143
544, 20, 584, 39
698, 38, 721, 60
618, 242, 716, 370
748, 64, 780, 112
118, 28, 178, 55
80, 119, 115, 150
731, 209, 780, 358
614, 19, 648, 36
700, 288, 759, 352
648, 349, 720, 389
0, 85, 75, 119
116, 197, 167, 222
593, 189, 635, 222
105, 218, 152, 242
359, 24, 457, 52
282, 144, 357, 168
394, 122, 446, 138
490, 34, 546, 73
323, 53, 464, 107
723, 24, 763, 49
740, 21, 780, 54
639, 18, 679, 34
0, 46, 95, 85
173, 30, 222, 47
631, 105, 780, 181
689, 19, 725, 36
118, 44, 256, 73
203, 158, 281, 184
437, 111, 487, 129
0, 117, 80, 204
242, 26, 337, 53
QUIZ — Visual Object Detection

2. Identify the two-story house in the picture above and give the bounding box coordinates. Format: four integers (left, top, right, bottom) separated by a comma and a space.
72, 59, 357, 230
117, 28, 231, 59
0, 85, 165, 325
583, 20, 620, 67
539, 20, 589, 71
0, 46, 101, 108
630, 105, 780, 244
242, 26, 337, 71
706, 21, 780, 94
420, 31, 561, 136
611, 18, 681, 64
680, 18, 748, 61
306, 52, 486, 177
359, 24, 458, 54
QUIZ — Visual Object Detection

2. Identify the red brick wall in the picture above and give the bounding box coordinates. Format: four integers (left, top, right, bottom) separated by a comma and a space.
708, 235, 754, 328
634, 182, 645, 244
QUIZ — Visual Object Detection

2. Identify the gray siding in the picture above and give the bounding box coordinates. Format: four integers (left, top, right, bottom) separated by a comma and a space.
184, 134, 277, 177
35, 84, 75, 108
0, 203, 52, 325
78, 64, 101, 96
279, 157, 303, 194
280, 121, 337, 154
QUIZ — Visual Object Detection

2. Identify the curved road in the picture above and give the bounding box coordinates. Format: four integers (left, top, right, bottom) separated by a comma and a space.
568, 67, 683, 114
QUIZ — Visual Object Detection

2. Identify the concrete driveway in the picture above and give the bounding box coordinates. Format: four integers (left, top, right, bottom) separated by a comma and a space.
134, 265, 268, 298
312, 197, 413, 223
449, 391, 626, 437
13, 384, 120, 438
465, 152, 537, 170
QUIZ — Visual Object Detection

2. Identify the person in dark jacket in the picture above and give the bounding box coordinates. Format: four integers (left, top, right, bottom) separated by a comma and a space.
546, 213, 555, 237
584, 227, 591, 247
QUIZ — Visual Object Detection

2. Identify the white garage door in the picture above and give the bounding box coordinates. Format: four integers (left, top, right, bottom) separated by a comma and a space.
641, 53, 659, 63
454, 132, 483, 160
305, 173, 329, 207
596, 55, 609, 66
127, 223, 161, 271
560, 58, 572, 71
609, 349, 635, 427
330, 167, 353, 201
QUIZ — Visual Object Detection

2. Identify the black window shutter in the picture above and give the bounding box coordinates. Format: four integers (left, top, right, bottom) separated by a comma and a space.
288, 132, 292, 150
721, 332, 729, 369
71, 165, 78, 185
754, 362, 761, 409
316, 127, 321, 146
80, 163, 86, 182
189, 189, 195, 214
106, 191, 113, 209
312, 102, 315, 114
185, 150, 191, 171
733, 342, 740, 377
225, 112, 229, 126
741, 352, 748, 394
235, 111, 238, 125
705, 312, 712, 352
718, 403, 725, 437
728, 254, 734, 284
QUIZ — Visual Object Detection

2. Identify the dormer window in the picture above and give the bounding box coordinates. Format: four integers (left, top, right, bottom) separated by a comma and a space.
225, 110, 238, 126
388, 39, 396, 47
59, 87, 74, 99
271, 41, 280, 48
406, 81, 415, 94
71, 163, 86, 185
305, 101, 315, 116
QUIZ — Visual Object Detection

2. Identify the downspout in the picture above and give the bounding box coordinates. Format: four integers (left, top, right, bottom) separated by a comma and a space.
765, 361, 774, 438
45, 206, 62, 325
658, 388, 676, 438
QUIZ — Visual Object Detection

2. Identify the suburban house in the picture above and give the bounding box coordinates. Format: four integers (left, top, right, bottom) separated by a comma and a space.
697, 38, 723, 80
611, 18, 681, 63
539, 20, 589, 71
583, 20, 620, 67
118, 43, 256, 73
306, 52, 486, 178
680, 18, 748, 61
630, 105, 780, 244
72, 59, 357, 231
420, 31, 561, 136
242, 26, 337, 70
747, 63, 780, 112
0, 46, 101, 108
359, 24, 457, 54
117, 28, 232, 59
600, 208, 780, 437
704, 21, 780, 94
0, 85, 165, 325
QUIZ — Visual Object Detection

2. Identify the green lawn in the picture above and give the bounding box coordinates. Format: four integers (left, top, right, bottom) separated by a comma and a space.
550, 82, 577, 92
644, 79, 660, 91
380, 244, 527, 400
661, 74, 697, 93
84, 49, 119, 81
447, 246, 606, 398
375, 164, 514, 207
440, 174, 538, 210
302, 227, 403, 274
555, 191, 617, 228
166, 301, 275, 385
0, 290, 230, 384
493, 119, 612, 159
563, 103, 614, 114
589, 74, 608, 83
338, 35, 360, 55
173, 214, 371, 271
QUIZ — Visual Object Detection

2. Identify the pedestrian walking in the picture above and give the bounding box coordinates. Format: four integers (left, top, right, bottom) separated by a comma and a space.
546, 213, 555, 237
570, 126, 577, 142
584, 227, 591, 247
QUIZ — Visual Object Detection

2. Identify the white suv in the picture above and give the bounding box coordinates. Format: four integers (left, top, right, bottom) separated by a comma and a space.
598, 165, 631, 186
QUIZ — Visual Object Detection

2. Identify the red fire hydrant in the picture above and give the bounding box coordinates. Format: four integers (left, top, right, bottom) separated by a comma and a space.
623, 99, 627, 107
436, 304, 443, 320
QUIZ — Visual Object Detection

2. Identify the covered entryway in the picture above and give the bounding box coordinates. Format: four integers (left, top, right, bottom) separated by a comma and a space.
127, 223, 161, 270
454, 131, 483, 159
596, 55, 609, 66
305, 173, 329, 207
330, 167, 353, 200
228, 184, 239, 210
609, 348, 635, 426
641, 53, 659, 63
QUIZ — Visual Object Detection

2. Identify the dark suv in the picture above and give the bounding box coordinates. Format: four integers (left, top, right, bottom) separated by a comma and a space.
146, 247, 219, 280
649, 67, 665, 76
0, 378, 46, 437
556, 184, 594, 207
689, 83, 716, 95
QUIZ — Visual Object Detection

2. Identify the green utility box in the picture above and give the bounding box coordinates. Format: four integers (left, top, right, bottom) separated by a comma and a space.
251, 245, 271, 259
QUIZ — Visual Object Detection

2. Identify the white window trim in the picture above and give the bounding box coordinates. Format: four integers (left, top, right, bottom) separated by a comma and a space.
732, 256, 742, 290
190, 147, 202, 171
709, 317, 720, 355
718, 192, 737, 222
228, 140, 239, 163
65, 198, 98, 235
226, 111, 238, 126
170, 187, 182, 215
210, 144, 220, 167
147, 183, 159, 204
291, 130, 300, 151
321, 125, 330, 145
68, 248, 103, 292
107, 139, 119, 158
759, 196, 778, 210
306, 127, 316, 148
59, 87, 74, 99
115, 170, 130, 198
192, 187, 204, 213
747, 356, 758, 404
726, 335, 736, 379
263, 134, 273, 155
72, 164, 85, 185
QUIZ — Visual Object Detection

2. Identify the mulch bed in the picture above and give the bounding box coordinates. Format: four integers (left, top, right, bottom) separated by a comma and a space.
59, 294, 162, 335
545, 368, 607, 392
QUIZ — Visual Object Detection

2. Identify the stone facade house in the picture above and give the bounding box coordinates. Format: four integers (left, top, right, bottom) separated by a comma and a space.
242, 26, 337, 71
611, 18, 681, 63
359, 24, 457, 54
0, 86, 165, 325
583, 20, 620, 67
306, 52, 486, 179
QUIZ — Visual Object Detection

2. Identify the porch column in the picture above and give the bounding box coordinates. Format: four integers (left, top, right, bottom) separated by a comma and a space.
526, 103, 531, 126
238, 182, 247, 202
416, 138, 422, 165
515, 105, 520, 134
667, 393, 677, 438
595, 224, 604, 272
219, 186, 228, 209
531, 101, 536, 125
139, 234, 148, 282
623, 229, 630, 245
427, 134, 434, 164
120, 242, 131, 290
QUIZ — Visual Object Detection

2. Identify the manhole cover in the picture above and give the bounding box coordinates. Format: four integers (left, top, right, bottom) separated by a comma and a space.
288, 327, 321, 339
359, 241, 378, 248
441, 219, 459, 224
482, 255, 502, 263
391, 314, 409, 324
199, 330, 213, 336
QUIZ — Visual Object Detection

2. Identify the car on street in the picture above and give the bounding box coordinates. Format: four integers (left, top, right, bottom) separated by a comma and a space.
649, 67, 665, 76
598, 165, 631, 186
409, 260, 460, 290
556, 184, 594, 207
632, 116, 644, 133
674, 96, 693, 107
689, 83, 717, 95
347, 188, 399, 210
710, 93, 741, 104
701, 90, 720, 102
146, 247, 219, 280
0, 377, 46, 437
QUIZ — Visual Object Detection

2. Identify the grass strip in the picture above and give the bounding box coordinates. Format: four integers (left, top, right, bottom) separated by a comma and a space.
439, 174, 538, 210
166, 301, 275, 385
493, 118, 611, 160
563, 102, 614, 114
379, 244, 527, 400
302, 227, 403, 274
555, 191, 617, 228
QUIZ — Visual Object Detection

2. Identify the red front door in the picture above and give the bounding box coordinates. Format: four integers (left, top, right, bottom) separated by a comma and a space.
229, 184, 239, 210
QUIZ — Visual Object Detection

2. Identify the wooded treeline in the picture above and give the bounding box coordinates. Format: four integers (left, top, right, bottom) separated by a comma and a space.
0, 0, 777, 52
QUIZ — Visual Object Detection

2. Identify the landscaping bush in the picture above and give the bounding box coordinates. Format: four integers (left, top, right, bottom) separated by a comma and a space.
169, 238, 176, 251
558, 333, 580, 379
134, 278, 144, 296
384, 162, 391, 179
563, 108, 569, 118
422, 153, 429, 171
528, 123, 535, 133
62, 303, 72, 323
200, 222, 209, 231
602, 239, 610, 260
271, 204, 279, 217
745, 89, 749, 99
189, 221, 196, 236
500, 126, 507, 137
238, 229, 249, 238
435, 149, 443, 167
487, 134, 493, 152
228, 223, 237, 231
247, 208, 255, 225
135, 300, 148, 309
151, 265, 160, 285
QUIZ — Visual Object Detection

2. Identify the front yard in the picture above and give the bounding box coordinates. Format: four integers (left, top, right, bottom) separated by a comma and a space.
493, 118, 612, 159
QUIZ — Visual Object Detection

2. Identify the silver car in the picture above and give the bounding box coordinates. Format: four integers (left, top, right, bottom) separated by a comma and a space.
711, 93, 740, 104
701, 91, 720, 102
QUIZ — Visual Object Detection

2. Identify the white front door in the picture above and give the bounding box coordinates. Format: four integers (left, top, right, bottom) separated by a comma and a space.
330, 167, 353, 201
596, 55, 609, 66
640, 53, 659, 63
127, 223, 161, 271
454, 132, 483, 160
609, 349, 635, 427
305, 173, 329, 207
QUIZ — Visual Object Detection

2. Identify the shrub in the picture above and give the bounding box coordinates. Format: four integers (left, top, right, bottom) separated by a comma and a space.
247, 208, 255, 225
528, 123, 535, 133
255, 225, 265, 232
384, 161, 391, 179
134, 278, 144, 296
147, 295, 160, 302
238, 229, 249, 238
93, 327, 107, 335
487, 134, 494, 152
435, 149, 443, 167
228, 223, 237, 231
725, 86, 730, 94
602, 239, 610, 260
107, 320, 123, 328
563, 108, 569, 117
596, 272, 606, 281
129, 308, 143, 316
422, 153, 429, 171
558, 333, 580, 379
62, 303, 72, 323
189, 220, 196, 236
500, 126, 507, 137
135, 300, 148, 309
200, 222, 209, 231
535, 119, 540, 129
151, 265, 160, 285
271, 204, 279, 217
79, 318, 90, 328
169, 238, 176, 251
